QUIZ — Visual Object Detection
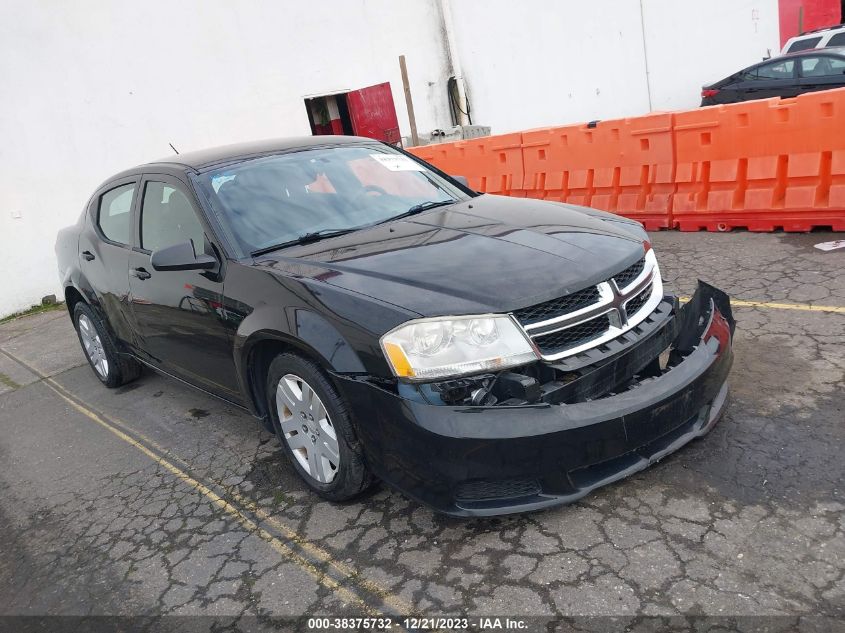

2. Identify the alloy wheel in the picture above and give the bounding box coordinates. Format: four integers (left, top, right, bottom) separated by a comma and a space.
78, 314, 109, 379
275, 373, 340, 483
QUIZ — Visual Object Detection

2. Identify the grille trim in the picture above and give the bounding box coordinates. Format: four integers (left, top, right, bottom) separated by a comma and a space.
513, 286, 601, 326
613, 256, 646, 291
514, 250, 663, 361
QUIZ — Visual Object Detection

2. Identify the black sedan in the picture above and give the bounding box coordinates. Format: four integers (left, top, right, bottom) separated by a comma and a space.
701, 47, 845, 106
56, 137, 734, 516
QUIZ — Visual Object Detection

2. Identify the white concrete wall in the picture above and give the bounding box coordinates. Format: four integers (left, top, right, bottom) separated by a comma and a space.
0, 0, 452, 316
448, 0, 653, 132
642, 0, 780, 111
449, 0, 780, 132
0, 0, 782, 317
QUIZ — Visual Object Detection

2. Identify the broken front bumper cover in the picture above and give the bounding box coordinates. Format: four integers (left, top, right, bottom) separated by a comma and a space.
335, 282, 735, 517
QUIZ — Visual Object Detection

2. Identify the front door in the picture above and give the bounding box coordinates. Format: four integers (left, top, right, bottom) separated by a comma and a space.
797, 54, 845, 95
127, 174, 241, 402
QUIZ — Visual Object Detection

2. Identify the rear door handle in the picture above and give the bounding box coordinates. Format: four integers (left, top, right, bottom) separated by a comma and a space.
82, 250, 95, 261
130, 267, 151, 280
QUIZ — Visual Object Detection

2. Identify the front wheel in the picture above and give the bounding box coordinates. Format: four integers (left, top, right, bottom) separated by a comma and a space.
266, 353, 374, 501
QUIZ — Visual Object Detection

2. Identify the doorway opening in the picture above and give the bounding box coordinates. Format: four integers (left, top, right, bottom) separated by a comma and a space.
304, 93, 354, 136
304, 82, 401, 145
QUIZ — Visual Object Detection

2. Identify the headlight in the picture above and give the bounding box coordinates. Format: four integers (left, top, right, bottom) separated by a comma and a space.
380, 315, 538, 381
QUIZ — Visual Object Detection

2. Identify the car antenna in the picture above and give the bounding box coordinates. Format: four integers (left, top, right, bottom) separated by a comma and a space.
169, 143, 179, 155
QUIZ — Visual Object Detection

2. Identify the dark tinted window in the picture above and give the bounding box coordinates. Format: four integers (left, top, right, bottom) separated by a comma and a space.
827, 32, 845, 46
800, 56, 845, 77
195, 145, 467, 254
755, 59, 795, 79
140, 182, 207, 253
787, 36, 822, 52
97, 184, 134, 245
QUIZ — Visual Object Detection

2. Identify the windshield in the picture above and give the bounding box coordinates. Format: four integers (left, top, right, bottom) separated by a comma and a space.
194, 144, 469, 255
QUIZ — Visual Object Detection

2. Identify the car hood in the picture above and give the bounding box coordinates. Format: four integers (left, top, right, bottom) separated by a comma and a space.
253, 195, 648, 317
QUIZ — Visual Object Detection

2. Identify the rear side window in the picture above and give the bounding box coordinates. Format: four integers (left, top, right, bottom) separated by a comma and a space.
98, 184, 135, 245
827, 32, 845, 47
787, 36, 822, 52
755, 60, 795, 80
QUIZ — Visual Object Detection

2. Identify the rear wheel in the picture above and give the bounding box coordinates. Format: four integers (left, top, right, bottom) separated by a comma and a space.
73, 302, 141, 388
266, 353, 373, 501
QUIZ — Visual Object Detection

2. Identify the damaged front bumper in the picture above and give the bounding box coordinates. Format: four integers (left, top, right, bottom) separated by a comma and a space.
334, 282, 735, 517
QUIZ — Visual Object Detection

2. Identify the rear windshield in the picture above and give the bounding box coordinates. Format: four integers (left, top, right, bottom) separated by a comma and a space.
787, 36, 822, 52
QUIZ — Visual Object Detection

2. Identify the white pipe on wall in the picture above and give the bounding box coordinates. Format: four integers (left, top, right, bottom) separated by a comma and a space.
439, 0, 470, 126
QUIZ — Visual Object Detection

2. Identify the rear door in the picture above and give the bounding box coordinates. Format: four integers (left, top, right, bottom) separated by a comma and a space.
797, 55, 845, 94
77, 178, 139, 347
735, 59, 799, 101
127, 173, 242, 401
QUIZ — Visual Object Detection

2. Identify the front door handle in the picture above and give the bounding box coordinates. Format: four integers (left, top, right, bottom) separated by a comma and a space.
82, 250, 95, 261
131, 267, 151, 280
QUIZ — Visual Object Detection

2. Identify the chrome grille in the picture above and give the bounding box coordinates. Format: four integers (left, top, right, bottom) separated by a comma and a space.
514, 250, 663, 361
624, 287, 651, 317
613, 256, 646, 289
513, 286, 601, 325
533, 314, 611, 356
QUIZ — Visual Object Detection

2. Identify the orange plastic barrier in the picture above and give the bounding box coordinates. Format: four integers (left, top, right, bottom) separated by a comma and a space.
521, 113, 675, 230
408, 133, 524, 195
673, 89, 845, 232
407, 88, 845, 232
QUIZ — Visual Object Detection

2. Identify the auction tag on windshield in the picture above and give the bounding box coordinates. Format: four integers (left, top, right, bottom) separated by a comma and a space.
370, 154, 425, 171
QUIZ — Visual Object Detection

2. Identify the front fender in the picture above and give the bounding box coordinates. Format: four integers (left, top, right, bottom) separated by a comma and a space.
233, 305, 373, 418
236, 305, 367, 375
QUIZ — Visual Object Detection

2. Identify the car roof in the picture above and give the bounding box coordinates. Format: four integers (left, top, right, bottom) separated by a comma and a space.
778, 45, 845, 59
145, 135, 379, 170
93, 136, 386, 194
788, 24, 845, 39
705, 47, 845, 87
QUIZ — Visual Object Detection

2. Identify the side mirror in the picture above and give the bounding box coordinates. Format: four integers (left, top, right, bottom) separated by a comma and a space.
151, 240, 217, 272
452, 175, 469, 187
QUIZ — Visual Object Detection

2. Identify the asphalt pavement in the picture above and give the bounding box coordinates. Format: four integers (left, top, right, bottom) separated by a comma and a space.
0, 231, 843, 631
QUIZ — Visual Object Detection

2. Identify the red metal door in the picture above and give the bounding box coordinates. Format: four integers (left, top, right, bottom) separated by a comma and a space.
346, 82, 401, 144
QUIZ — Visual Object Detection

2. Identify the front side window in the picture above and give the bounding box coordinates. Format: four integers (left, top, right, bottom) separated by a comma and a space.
98, 183, 135, 245
787, 36, 821, 52
195, 144, 469, 255
800, 56, 845, 77
140, 181, 207, 253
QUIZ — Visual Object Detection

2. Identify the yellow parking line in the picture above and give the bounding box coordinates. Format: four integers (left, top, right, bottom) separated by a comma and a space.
44, 379, 376, 612
42, 376, 413, 616
680, 297, 845, 314
0, 346, 412, 617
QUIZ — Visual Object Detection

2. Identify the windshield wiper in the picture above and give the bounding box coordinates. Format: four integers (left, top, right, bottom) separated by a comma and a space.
251, 228, 357, 257
376, 199, 457, 225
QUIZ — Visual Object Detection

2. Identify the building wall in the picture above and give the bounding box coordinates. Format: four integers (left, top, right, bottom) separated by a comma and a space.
642, 0, 781, 112
0, 0, 452, 315
1, 0, 782, 316
778, 0, 842, 46
450, 0, 780, 131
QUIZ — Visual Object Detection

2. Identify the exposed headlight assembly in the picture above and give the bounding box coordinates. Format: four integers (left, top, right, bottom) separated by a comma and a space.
380, 315, 538, 381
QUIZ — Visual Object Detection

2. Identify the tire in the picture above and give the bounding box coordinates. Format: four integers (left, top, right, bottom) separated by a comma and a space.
266, 352, 374, 501
73, 302, 141, 388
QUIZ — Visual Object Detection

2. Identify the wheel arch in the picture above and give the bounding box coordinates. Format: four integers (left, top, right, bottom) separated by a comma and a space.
237, 315, 368, 429
64, 285, 87, 319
